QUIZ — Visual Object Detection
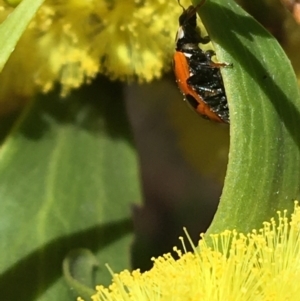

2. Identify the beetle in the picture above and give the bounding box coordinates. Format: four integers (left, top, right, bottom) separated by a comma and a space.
173, 0, 230, 123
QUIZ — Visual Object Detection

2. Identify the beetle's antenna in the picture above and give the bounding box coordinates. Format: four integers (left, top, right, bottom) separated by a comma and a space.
195, 0, 206, 9
184, 0, 207, 20
177, 0, 185, 11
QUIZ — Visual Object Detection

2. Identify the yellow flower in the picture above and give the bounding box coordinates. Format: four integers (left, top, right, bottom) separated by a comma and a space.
85, 203, 300, 301
0, 0, 190, 106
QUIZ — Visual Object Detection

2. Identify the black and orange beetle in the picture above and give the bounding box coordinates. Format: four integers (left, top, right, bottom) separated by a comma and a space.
173, 0, 230, 123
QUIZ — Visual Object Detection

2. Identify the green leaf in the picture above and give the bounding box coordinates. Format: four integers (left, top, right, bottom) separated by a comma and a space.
62, 249, 98, 300
194, 0, 300, 233
4, 0, 22, 7
0, 0, 45, 72
0, 77, 142, 300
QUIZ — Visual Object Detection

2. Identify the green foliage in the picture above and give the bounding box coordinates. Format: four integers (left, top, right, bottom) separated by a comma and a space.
0, 0, 44, 72
1, 0, 300, 300
195, 0, 300, 234
0, 79, 142, 300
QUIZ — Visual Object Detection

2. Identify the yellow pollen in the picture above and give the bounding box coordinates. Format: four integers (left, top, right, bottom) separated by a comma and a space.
87, 202, 300, 301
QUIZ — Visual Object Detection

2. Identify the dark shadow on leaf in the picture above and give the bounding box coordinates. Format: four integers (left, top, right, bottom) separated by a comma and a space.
0, 109, 21, 143
0, 218, 132, 301
19, 76, 133, 146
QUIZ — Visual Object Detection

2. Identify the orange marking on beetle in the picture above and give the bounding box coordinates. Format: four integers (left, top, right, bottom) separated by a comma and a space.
173, 51, 223, 122
173, 1, 231, 123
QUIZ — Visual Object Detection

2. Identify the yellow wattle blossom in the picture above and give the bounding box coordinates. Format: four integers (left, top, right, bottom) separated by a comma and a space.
86, 203, 300, 301
0, 0, 189, 109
